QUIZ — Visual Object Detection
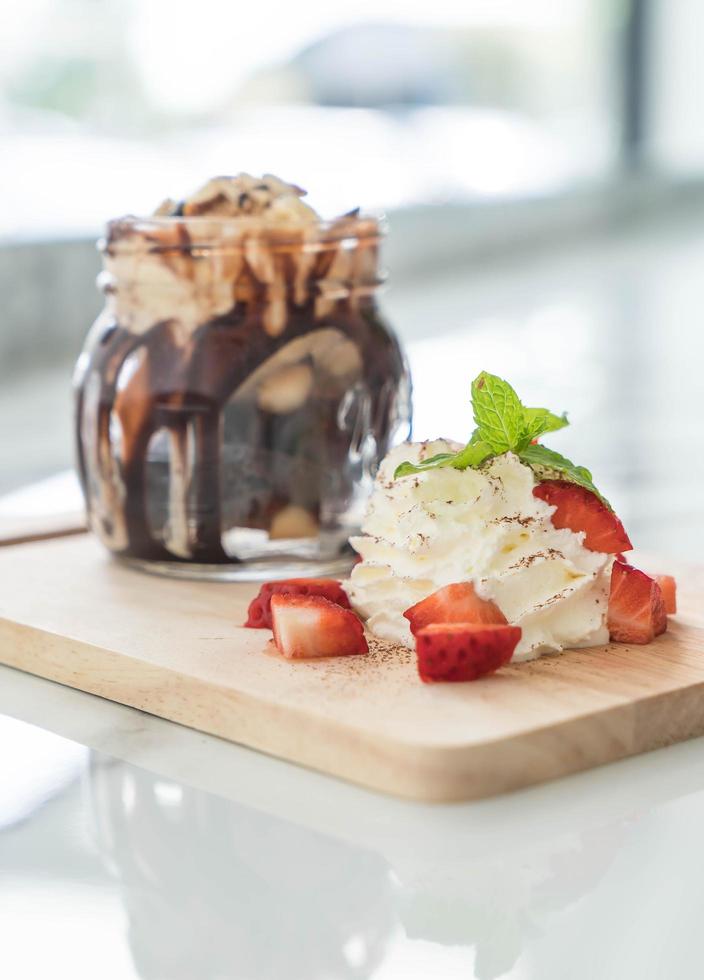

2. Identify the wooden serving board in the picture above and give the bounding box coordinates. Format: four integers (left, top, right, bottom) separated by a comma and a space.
0, 535, 702, 802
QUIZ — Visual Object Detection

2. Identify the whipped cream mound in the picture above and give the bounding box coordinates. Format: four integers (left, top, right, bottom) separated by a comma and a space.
347, 440, 614, 662
153, 173, 319, 224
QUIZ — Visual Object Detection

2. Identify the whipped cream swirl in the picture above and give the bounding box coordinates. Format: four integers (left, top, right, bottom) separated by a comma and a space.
347, 440, 613, 661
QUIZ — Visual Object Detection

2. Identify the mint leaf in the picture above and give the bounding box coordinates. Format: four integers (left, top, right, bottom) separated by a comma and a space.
451, 431, 494, 469
471, 372, 527, 453
524, 407, 568, 441
393, 432, 493, 478
518, 443, 611, 509
394, 452, 457, 479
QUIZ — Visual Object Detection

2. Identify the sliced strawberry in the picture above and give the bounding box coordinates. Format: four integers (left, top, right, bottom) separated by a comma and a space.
608, 560, 668, 644
404, 583, 507, 636
270, 594, 368, 659
245, 577, 351, 629
533, 480, 632, 554
415, 623, 521, 683
654, 574, 677, 615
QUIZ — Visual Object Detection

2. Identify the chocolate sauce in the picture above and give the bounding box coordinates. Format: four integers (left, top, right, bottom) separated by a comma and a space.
74, 215, 411, 572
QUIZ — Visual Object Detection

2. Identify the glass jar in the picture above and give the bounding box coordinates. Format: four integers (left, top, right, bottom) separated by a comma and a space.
74, 213, 411, 579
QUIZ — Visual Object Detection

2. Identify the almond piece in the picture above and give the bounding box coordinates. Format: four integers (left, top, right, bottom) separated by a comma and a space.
269, 505, 319, 540
257, 363, 313, 414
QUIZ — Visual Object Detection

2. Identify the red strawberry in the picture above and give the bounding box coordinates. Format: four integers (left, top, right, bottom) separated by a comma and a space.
533, 480, 632, 554
245, 578, 351, 629
404, 583, 507, 636
654, 574, 677, 615
415, 623, 521, 683
608, 560, 668, 644
270, 594, 368, 659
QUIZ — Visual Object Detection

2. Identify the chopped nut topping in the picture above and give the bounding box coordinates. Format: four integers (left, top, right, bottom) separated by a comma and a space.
156, 173, 320, 223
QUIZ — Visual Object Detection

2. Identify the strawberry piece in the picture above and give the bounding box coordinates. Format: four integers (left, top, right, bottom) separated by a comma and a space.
245, 577, 351, 629
533, 480, 632, 553
415, 623, 521, 683
404, 583, 507, 636
608, 560, 668, 644
654, 574, 677, 615
270, 594, 368, 659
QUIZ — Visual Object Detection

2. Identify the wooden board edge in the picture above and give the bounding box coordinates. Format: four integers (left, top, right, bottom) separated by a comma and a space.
419, 685, 704, 801
0, 523, 87, 548
0, 616, 455, 801
3, 615, 704, 802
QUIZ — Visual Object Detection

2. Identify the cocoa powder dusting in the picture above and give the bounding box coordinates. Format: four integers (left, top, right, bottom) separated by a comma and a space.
366, 635, 414, 666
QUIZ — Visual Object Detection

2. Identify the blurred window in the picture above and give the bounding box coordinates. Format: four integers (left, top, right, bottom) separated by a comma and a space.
0, 0, 623, 238
0, 0, 700, 498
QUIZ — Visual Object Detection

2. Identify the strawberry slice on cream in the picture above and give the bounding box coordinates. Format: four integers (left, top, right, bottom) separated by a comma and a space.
533, 480, 632, 554
404, 583, 507, 636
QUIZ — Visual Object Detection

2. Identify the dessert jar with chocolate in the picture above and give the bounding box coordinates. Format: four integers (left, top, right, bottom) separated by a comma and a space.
74, 175, 411, 579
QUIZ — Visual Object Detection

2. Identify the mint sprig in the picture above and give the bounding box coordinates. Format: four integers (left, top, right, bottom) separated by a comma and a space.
394, 432, 493, 479
471, 372, 526, 453
393, 371, 610, 507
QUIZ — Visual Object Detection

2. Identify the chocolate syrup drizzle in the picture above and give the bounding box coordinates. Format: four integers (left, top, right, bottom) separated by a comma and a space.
75, 216, 410, 565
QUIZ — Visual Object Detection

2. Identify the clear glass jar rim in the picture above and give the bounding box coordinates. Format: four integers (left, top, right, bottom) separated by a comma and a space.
101, 211, 386, 255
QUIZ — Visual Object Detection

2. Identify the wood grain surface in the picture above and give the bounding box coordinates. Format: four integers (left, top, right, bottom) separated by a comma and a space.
0, 535, 702, 801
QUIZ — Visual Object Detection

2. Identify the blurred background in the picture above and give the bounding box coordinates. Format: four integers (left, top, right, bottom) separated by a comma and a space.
1, 0, 703, 556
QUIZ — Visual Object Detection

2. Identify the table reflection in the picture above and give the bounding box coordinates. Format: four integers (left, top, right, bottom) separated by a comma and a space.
88, 755, 396, 980
2, 691, 704, 980
86, 753, 632, 980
